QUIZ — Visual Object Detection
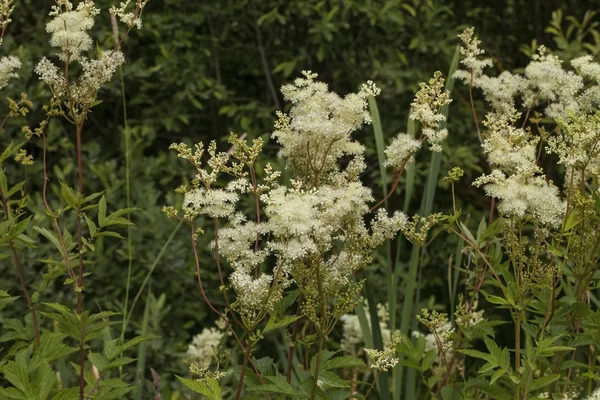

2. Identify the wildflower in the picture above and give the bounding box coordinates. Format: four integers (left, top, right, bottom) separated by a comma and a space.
523, 47, 583, 118
409, 71, 452, 152
46, 0, 100, 62
110, 0, 149, 30
186, 327, 224, 367
473, 112, 565, 227
365, 331, 401, 371
0, 55, 19, 89
384, 133, 422, 169
273, 70, 378, 183
586, 387, 600, 400
455, 27, 493, 79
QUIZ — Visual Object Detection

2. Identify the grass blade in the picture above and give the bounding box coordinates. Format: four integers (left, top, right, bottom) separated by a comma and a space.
395, 45, 461, 400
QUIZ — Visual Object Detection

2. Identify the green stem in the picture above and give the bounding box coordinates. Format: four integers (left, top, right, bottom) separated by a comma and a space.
311, 334, 325, 400
514, 312, 522, 400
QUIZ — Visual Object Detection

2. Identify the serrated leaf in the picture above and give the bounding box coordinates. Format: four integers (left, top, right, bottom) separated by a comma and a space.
263, 314, 301, 334
51, 387, 80, 400
529, 374, 560, 391
322, 356, 366, 371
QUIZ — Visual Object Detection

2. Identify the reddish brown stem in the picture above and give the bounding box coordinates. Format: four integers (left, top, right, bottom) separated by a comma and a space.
235, 340, 252, 400
189, 223, 271, 399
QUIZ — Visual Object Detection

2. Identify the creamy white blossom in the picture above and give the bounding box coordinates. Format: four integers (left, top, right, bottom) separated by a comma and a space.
384, 133, 422, 169
473, 112, 565, 227
183, 188, 239, 219
455, 27, 493, 80
186, 327, 224, 366
409, 71, 452, 152
523, 47, 583, 118
46, 0, 100, 62
0, 55, 19, 89
110, 0, 149, 30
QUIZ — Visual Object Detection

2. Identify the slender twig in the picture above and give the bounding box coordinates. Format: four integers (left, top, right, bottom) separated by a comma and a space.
189, 223, 271, 400
468, 68, 482, 142
235, 340, 253, 400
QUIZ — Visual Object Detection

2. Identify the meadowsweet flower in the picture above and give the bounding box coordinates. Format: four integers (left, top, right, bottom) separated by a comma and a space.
416, 309, 455, 365
585, 387, 600, 400
523, 47, 583, 118
473, 71, 528, 116
384, 133, 422, 169
370, 209, 408, 247
273, 71, 377, 183
229, 270, 278, 323
186, 327, 224, 366
549, 111, 600, 172
473, 112, 565, 227
46, 0, 100, 62
409, 71, 452, 152
183, 188, 239, 219
110, 0, 149, 30
455, 27, 493, 80
365, 331, 401, 371
35, 57, 67, 98
0, 55, 19, 89
0, 0, 15, 38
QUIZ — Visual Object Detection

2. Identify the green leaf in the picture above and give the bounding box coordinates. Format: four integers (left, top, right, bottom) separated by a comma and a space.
317, 371, 349, 388
176, 376, 212, 396
529, 374, 560, 391
59, 182, 78, 209
98, 196, 107, 227
322, 356, 366, 371
51, 387, 80, 400
85, 215, 97, 238
263, 314, 301, 334
34, 227, 65, 258
121, 334, 159, 352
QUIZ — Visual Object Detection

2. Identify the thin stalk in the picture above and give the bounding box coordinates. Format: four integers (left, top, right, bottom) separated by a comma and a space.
310, 334, 325, 400
189, 223, 271, 400
286, 299, 302, 383
75, 120, 86, 400
235, 340, 252, 400
514, 313, 522, 400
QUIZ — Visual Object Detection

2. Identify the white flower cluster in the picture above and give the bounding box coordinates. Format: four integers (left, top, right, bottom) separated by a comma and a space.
170, 73, 408, 331
186, 326, 224, 367
273, 71, 377, 181
110, 0, 149, 30
383, 133, 422, 170
365, 331, 401, 372
473, 112, 565, 226
456, 28, 600, 121
339, 303, 391, 356
455, 27, 493, 80
524, 47, 583, 118
36, 1, 128, 112
46, 0, 99, 62
0, 55, 19, 89
585, 387, 600, 400
409, 71, 452, 152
